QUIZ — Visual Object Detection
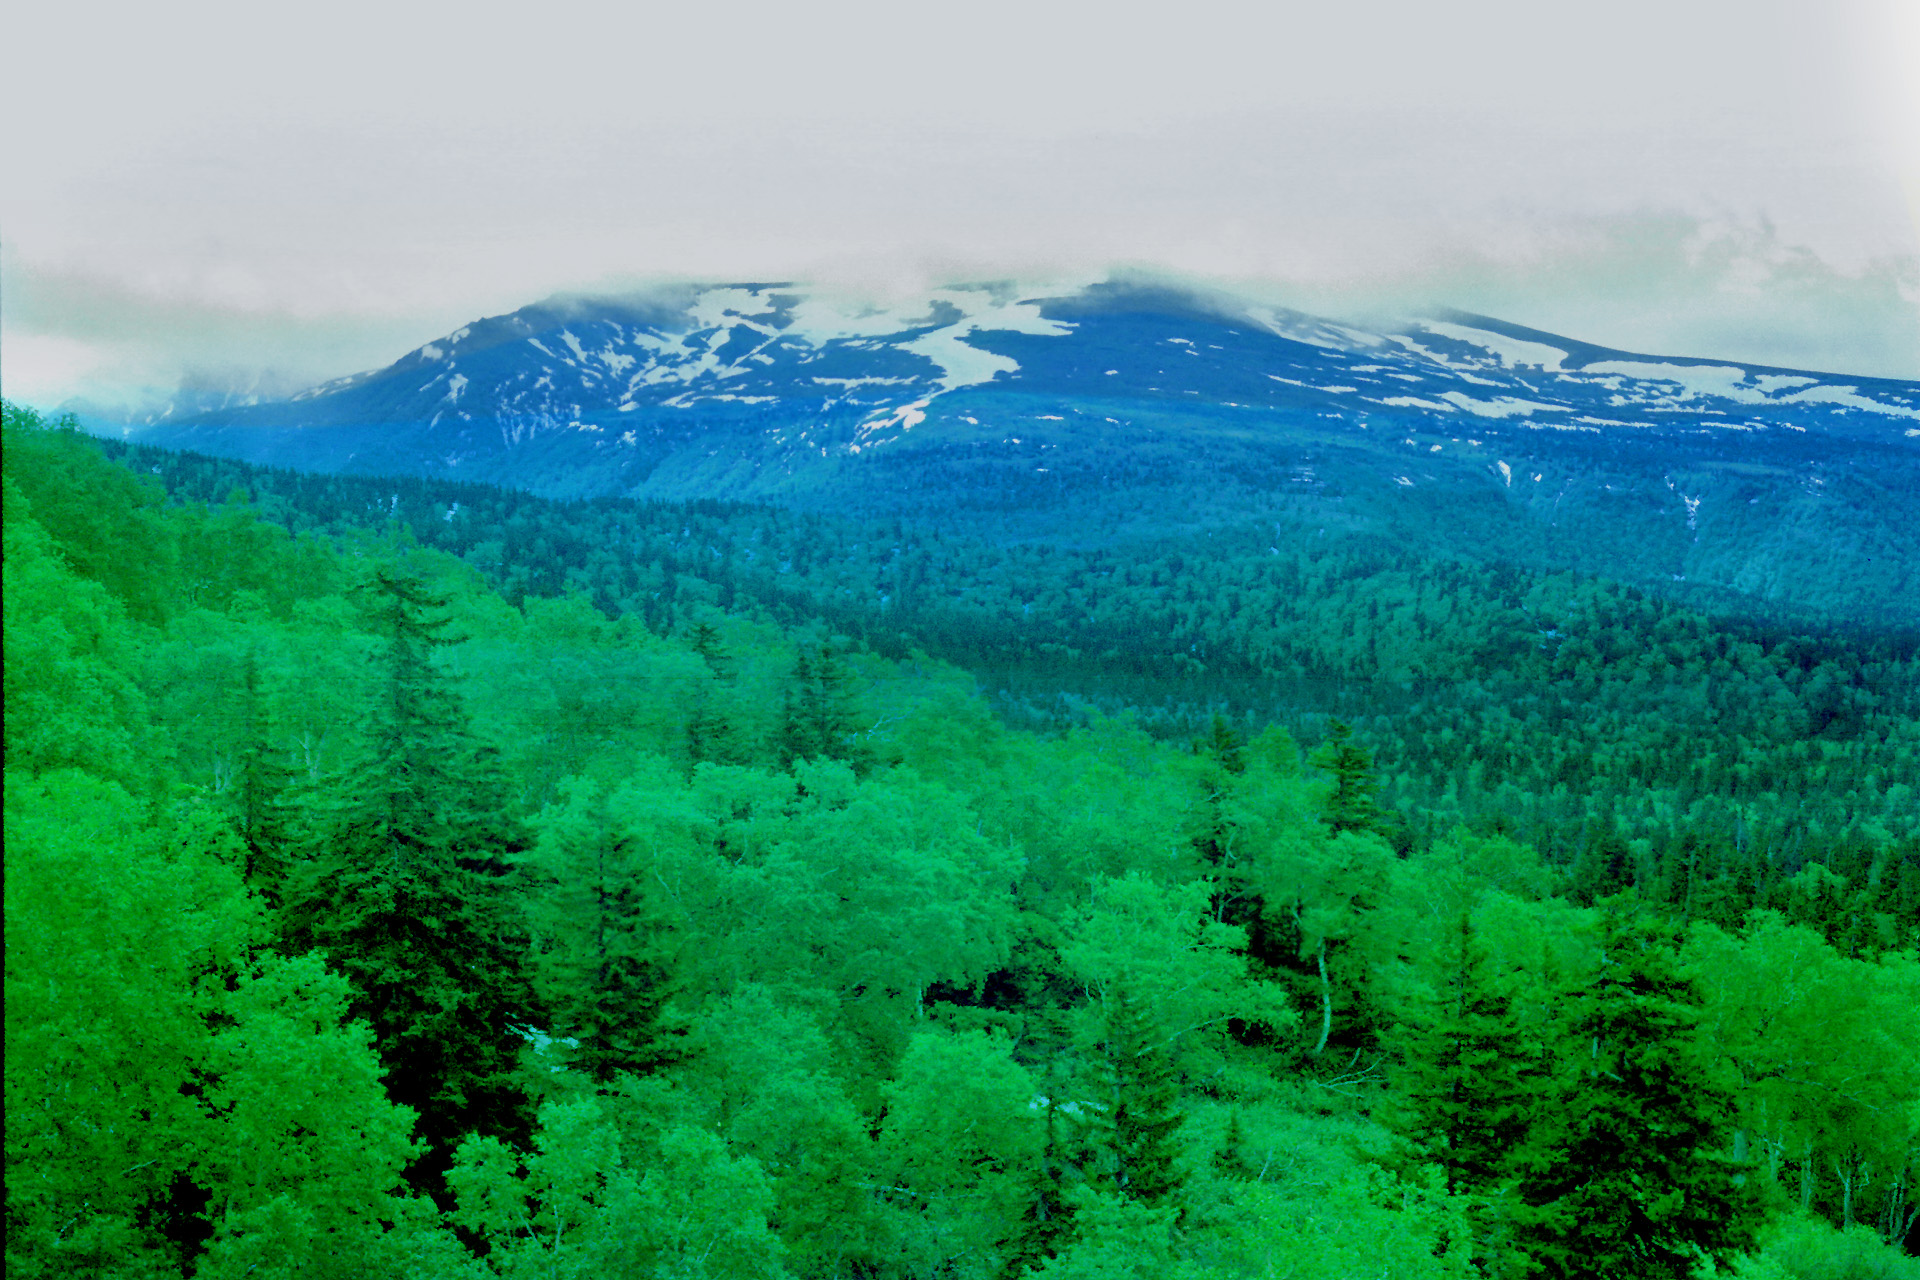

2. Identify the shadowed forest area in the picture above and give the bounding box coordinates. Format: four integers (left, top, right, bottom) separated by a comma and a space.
7, 400, 1919, 1279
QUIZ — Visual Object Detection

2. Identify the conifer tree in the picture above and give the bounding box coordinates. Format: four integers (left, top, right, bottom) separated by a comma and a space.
1311, 719, 1381, 836
1387, 912, 1537, 1199
1508, 899, 1764, 1279
522, 784, 680, 1085
774, 641, 867, 771
281, 565, 544, 1205
685, 621, 745, 770
1091, 984, 1187, 1214
227, 649, 297, 904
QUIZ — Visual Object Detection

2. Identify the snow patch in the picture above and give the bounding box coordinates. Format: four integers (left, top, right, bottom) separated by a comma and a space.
1422, 322, 1569, 371
1439, 391, 1565, 418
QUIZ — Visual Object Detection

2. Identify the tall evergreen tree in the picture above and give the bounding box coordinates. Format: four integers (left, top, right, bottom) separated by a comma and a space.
685, 621, 745, 770
1387, 912, 1537, 1197
774, 641, 868, 771
522, 784, 680, 1086
1090, 984, 1187, 1215
227, 649, 298, 904
1311, 719, 1381, 836
281, 565, 544, 1206
1508, 899, 1765, 1279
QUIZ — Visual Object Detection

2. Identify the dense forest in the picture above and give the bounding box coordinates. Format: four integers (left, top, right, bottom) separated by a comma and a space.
6, 400, 1918, 1279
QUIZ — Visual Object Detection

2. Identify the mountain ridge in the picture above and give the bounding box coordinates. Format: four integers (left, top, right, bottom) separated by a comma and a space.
129, 280, 1920, 627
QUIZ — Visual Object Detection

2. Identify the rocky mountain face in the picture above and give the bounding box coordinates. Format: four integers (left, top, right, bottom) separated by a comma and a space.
139, 281, 1920, 625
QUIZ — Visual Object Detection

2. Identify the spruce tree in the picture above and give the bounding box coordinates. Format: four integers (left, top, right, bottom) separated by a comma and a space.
684, 622, 744, 770
1311, 719, 1381, 836
1092, 984, 1187, 1214
227, 649, 298, 905
521, 786, 679, 1085
1508, 899, 1765, 1279
774, 641, 868, 771
281, 566, 544, 1205
1383, 911, 1541, 1269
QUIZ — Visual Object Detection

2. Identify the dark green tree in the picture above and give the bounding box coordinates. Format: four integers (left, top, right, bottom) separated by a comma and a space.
1091, 984, 1187, 1214
1508, 899, 1765, 1279
522, 784, 681, 1086
281, 565, 544, 1206
1386, 912, 1537, 1198
774, 641, 868, 772
685, 621, 745, 770
226, 649, 299, 904
1311, 719, 1381, 836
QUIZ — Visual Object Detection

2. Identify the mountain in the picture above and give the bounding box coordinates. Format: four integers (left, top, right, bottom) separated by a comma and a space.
138, 280, 1920, 626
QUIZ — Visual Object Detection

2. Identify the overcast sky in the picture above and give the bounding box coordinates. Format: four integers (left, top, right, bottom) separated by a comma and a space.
4, 0, 1917, 411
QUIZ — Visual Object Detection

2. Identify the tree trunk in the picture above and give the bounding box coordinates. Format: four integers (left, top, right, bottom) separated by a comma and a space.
1312, 942, 1332, 1058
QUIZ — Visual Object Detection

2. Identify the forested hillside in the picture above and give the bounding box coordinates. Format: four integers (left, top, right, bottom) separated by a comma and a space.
7, 401, 1919, 1279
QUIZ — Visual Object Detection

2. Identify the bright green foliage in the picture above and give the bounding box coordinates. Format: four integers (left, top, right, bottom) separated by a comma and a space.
4, 771, 451, 1277
449, 1098, 789, 1278
1245, 826, 1398, 1057
1189, 1167, 1476, 1280
675, 985, 896, 1273
1687, 912, 1920, 1239
2, 477, 152, 785
875, 1027, 1042, 1275
1509, 901, 1766, 1279
1061, 875, 1295, 1077
1735, 1212, 1920, 1280
5, 772, 255, 1275
1031, 1187, 1181, 1280
2, 403, 179, 624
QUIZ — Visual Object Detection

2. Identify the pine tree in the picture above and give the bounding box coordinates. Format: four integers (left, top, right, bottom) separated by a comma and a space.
1508, 898, 1765, 1279
684, 622, 744, 770
227, 649, 298, 904
1311, 719, 1381, 836
1387, 912, 1537, 1197
1092, 984, 1187, 1214
774, 641, 868, 771
522, 786, 679, 1086
281, 566, 544, 1206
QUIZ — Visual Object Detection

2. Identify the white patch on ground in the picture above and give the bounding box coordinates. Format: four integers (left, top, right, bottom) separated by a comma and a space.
1579, 362, 1918, 419
687, 287, 782, 329
1439, 391, 1565, 418
1422, 322, 1569, 371
527, 339, 555, 358
1374, 396, 1453, 412
1496, 460, 1511, 485
1778, 384, 1920, 418
1394, 475, 1414, 486
419, 343, 446, 361
558, 330, 588, 362
444, 373, 468, 404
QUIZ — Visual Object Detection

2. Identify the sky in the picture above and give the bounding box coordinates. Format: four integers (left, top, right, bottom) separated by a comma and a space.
3, 0, 1917, 415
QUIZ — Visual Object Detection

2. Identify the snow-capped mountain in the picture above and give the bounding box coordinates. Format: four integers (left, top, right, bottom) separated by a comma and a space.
140, 280, 1920, 622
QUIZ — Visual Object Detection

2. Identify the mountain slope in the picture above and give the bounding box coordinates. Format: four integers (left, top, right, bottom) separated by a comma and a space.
139, 281, 1920, 626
